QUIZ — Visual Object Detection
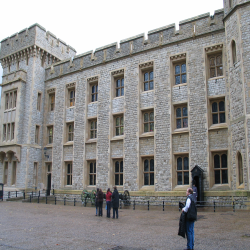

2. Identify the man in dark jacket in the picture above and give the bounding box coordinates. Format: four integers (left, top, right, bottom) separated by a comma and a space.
111, 186, 119, 219
97, 188, 104, 216
182, 188, 197, 250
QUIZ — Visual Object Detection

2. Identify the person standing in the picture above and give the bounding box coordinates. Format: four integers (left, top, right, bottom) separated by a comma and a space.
106, 188, 112, 218
182, 188, 197, 250
97, 188, 104, 216
111, 186, 119, 219
95, 188, 99, 216
192, 180, 198, 204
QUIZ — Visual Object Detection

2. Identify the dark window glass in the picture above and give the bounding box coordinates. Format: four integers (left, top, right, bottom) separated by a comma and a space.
184, 172, 189, 185
184, 157, 189, 170
214, 155, 220, 168
177, 172, 182, 185
215, 170, 220, 184
221, 154, 227, 168
222, 170, 228, 184
177, 157, 182, 170
144, 160, 149, 172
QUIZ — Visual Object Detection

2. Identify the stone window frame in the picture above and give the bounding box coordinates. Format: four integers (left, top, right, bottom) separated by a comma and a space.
231, 40, 237, 65
208, 96, 227, 128
236, 151, 244, 188
111, 69, 125, 99
65, 161, 73, 186
66, 122, 74, 142
3, 124, 7, 141
170, 53, 187, 87
11, 123, 15, 140
4, 162, 8, 185
139, 61, 154, 92
66, 82, 76, 108
114, 159, 123, 186
11, 161, 17, 186
141, 108, 154, 136
87, 76, 99, 103
114, 114, 124, 137
35, 125, 40, 144
89, 119, 97, 139
33, 162, 38, 187
211, 151, 228, 186
175, 154, 189, 186
2, 123, 15, 142
205, 44, 224, 80
47, 125, 53, 144
37, 92, 42, 111
142, 157, 154, 186
4, 89, 17, 111
86, 116, 97, 142
88, 160, 96, 186
173, 103, 188, 131
47, 88, 56, 112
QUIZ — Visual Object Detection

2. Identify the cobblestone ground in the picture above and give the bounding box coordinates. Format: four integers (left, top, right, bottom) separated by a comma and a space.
0, 201, 250, 250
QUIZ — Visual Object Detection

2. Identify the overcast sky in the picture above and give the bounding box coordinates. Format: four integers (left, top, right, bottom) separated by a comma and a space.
0, 0, 224, 86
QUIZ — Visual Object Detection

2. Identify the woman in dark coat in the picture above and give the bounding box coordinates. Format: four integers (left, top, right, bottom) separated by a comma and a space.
97, 188, 104, 216
111, 186, 119, 219
95, 188, 99, 216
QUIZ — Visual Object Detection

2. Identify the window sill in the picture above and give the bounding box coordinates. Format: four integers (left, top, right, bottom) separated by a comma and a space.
236, 184, 244, 189
208, 123, 228, 130
86, 139, 97, 144
4, 108, 16, 112
111, 136, 124, 141
173, 185, 190, 191
89, 101, 98, 104
139, 185, 155, 191
67, 106, 75, 109
208, 76, 224, 80
64, 185, 73, 189
210, 184, 230, 191
142, 89, 154, 93
113, 96, 124, 100
140, 132, 154, 138
172, 128, 189, 134
173, 83, 187, 88
45, 144, 53, 148
64, 141, 74, 146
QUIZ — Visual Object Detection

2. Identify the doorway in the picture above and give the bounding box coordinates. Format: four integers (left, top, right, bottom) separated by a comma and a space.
47, 173, 51, 196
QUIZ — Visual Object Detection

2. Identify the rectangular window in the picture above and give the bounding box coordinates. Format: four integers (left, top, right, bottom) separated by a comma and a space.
37, 93, 42, 111
213, 152, 228, 184
5, 90, 17, 110
66, 162, 73, 185
5, 93, 9, 110
47, 126, 53, 144
7, 124, 10, 141
11, 123, 15, 140
176, 156, 189, 185
115, 77, 124, 97
69, 88, 75, 107
143, 110, 154, 133
175, 105, 188, 129
35, 126, 40, 144
89, 161, 96, 185
174, 62, 187, 85
67, 123, 74, 142
209, 54, 223, 78
33, 162, 38, 187
9, 92, 13, 109
12, 161, 17, 185
211, 99, 226, 124
143, 70, 154, 91
4, 162, 8, 185
91, 83, 98, 102
114, 160, 123, 186
115, 116, 124, 136
3, 124, 6, 141
143, 158, 154, 185
49, 93, 55, 111
90, 120, 97, 139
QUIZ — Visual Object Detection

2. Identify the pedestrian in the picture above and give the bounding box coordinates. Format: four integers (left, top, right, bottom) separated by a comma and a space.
182, 188, 197, 250
97, 188, 104, 216
111, 186, 119, 219
106, 188, 112, 218
95, 188, 99, 216
192, 180, 198, 204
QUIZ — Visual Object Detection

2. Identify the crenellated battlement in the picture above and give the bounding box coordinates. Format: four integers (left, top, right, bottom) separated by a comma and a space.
45, 8, 224, 81
0, 23, 76, 69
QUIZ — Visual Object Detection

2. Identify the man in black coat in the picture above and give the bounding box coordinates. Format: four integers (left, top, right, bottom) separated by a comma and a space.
111, 186, 119, 219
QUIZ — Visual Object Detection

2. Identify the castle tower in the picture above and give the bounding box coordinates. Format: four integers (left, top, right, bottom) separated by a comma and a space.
0, 24, 76, 191
223, 0, 250, 190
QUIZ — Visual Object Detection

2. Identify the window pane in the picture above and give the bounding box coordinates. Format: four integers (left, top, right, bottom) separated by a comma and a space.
184, 172, 189, 185
219, 101, 225, 111
216, 55, 222, 65
222, 170, 228, 184
92, 95, 95, 102
212, 102, 218, 112
115, 175, 119, 185
67, 164, 71, 173
220, 113, 225, 123
181, 64, 186, 73
184, 157, 189, 170
120, 126, 124, 135
150, 112, 154, 121
214, 155, 220, 168
120, 161, 123, 172
183, 118, 188, 128
90, 175, 93, 185
92, 86, 95, 93
144, 82, 149, 91
91, 131, 94, 138
94, 163, 96, 173
177, 157, 182, 170
116, 79, 120, 87
150, 159, 154, 171
96, 93, 98, 101
149, 71, 153, 80
217, 66, 223, 76
176, 108, 181, 117
115, 161, 119, 172
121, 88, 124, 96
117, 89, 120, 97
182, 107, 188, 117
177, 172, 182, 185
120, 174, 123, 185
144, 72, 148, 81
116, 117, 120, 126
213, 114, 218, 124
150, 173, 154, 185
210, 57, 215, 66
175, 76, 180, 85
144, 124, 149, 132
215, 170, 220, 184
120, 117, 124, 125
181, 74, 186, 83
221, 154, 227, 168
121, 78, 124, 86
210, 68, 216, 78
175, 65, 180, 74
144, 173, 149, 185
150, 122, 154, 132
90, 163, 93, 173
144, 160, 149, 172
177, 119, 181, 129
149, 81, 154, 90
116, 128, 120, 136
144, 113, 149, 122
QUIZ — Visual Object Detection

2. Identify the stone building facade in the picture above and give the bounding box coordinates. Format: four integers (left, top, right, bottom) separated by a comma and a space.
0, 0, 250, 201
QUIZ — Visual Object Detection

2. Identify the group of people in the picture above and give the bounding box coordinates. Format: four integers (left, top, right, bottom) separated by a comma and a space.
95, 186, 119, 219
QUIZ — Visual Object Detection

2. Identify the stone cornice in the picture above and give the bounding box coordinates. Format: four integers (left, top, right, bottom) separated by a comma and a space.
87, 76, 98, 83
139, 61, 153, 69
205, 44, 223, 52
66, 82, 76, 88
111, 69, 124, 76
170, 53, 186, 60
47, 88, 56, 93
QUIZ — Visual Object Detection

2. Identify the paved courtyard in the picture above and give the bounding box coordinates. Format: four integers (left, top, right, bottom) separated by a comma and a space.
0, 201, 250, 250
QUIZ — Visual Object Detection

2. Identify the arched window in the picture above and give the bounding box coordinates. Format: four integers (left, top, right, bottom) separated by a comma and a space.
232, 40, 236, 64
238, 153, 243, 185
